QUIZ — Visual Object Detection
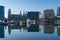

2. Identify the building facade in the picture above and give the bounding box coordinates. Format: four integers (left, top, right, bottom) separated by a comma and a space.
27, 11, 40, 20
27, 11, 40, 25
0, 6, 4, 20
57, 7, 60, 16
44, 9, 55, 24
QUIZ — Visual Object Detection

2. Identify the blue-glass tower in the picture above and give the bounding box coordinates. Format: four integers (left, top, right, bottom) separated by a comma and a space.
0, 6, 4, 20
57, 7, 60, 16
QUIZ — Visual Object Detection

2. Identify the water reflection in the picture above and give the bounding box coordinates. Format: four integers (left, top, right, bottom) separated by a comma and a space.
8, 24, 22, 35
0, 23, 60, 40
0, 26, 4, 38
44, 25, 55, 34
28, 24, 39, 32
7, 23, 60, 36
8, 24, 39, 34
57, 26, 60, 36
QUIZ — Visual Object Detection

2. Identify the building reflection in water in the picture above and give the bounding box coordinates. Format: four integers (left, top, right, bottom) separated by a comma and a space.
8, 24, 21, 35
3, 23, 60, 37
0, 26, 4, 38
44, 25, 55, 34
28, 24, 39, 32
57, 26, 60, 36
8, 23, 39, 34
8, 23, 27, 35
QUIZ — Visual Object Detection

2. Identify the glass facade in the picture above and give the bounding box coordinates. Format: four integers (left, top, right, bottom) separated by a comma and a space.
57, 7, 60, 16
0, 6, 4, 20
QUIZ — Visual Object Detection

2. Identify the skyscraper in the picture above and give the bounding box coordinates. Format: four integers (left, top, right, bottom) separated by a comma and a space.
8, 9, 11, 18
0, 6, 4, 20
8, 9, 11, 21
57, 7, 60, 16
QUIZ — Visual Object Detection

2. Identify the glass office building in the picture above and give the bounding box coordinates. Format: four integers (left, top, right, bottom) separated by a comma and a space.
57, 7, 60, 16
0, 6, 4, 20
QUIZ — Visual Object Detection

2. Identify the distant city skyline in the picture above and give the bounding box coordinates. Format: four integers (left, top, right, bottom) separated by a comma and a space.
0, 0, 60, 18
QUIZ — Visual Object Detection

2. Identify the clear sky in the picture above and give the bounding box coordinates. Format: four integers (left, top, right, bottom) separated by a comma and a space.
0, 0, 60, 18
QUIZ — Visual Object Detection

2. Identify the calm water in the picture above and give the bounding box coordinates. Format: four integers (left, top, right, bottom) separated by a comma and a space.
0, 24, 60, 40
